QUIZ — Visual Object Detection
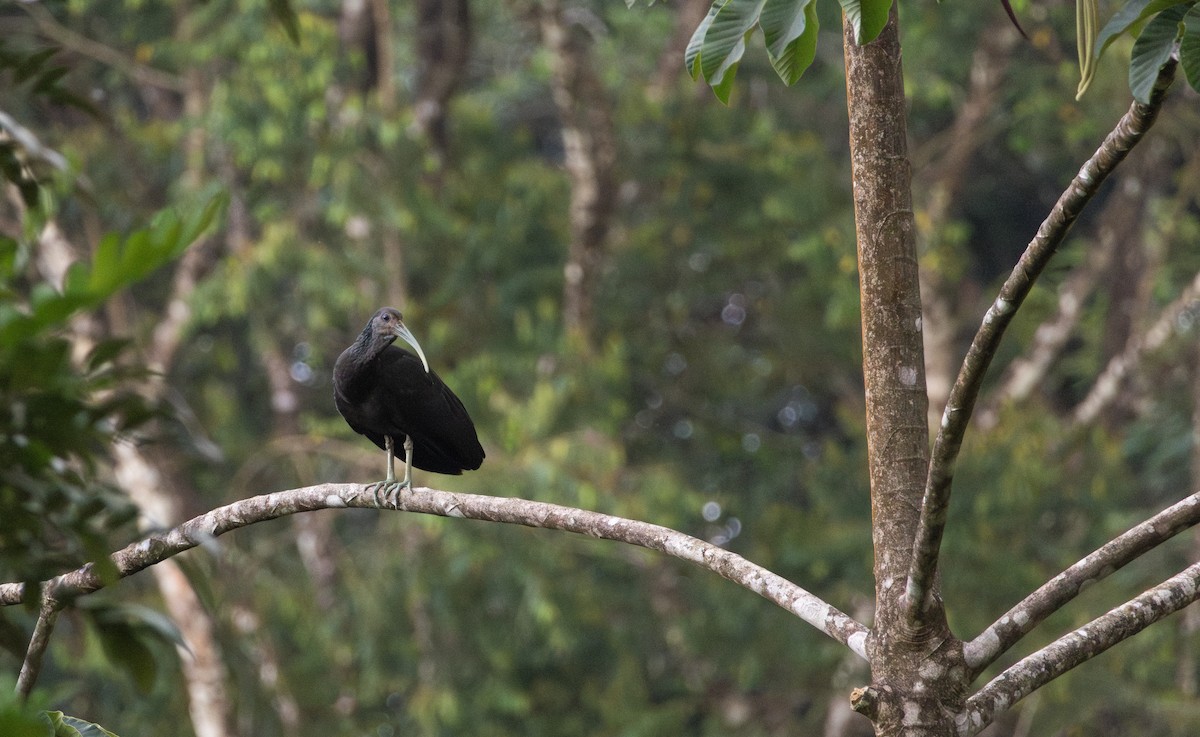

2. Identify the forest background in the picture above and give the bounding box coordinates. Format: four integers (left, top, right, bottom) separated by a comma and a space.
2, 0, 1200, 735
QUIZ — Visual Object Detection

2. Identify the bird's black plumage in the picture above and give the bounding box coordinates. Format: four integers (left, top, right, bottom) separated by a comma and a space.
334, 308, 484, 484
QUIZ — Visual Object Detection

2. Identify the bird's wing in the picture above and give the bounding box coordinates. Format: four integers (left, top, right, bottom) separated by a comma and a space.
375, 347, 485, 473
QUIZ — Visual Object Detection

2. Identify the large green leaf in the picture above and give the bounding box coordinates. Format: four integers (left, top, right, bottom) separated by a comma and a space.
1181, 4, 1200, 90
711, 45, 743, 103
1094, 0, 1191, 61
1128, 4, 1187, 102
43, 711, 121, 737
760, 0, 813, 57
839, 0, 891, 45
0, 192, 226, 346
684, 3, 721, 79
685, 0, 828, 98
699, 0, 767, 85
765, 0, 820, 85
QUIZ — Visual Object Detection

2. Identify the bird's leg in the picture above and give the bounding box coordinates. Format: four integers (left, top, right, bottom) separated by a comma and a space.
401, 435, 414, 489
385, 435, 397, 484
372, 435, 413, 509
370, 436, 400, 508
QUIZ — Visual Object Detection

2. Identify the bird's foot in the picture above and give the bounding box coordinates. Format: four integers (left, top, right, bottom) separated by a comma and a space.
367, 479, 412, 509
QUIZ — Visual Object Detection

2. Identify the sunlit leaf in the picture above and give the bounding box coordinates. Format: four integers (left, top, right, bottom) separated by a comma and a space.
44, 711, 121, 737
1128, 4, 1186, 102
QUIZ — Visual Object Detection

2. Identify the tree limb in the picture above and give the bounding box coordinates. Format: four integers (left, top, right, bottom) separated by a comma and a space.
963, 490, 1200, 674
905, 60, 1178, 622
979, 153, 1164, 423
15, 596, 62, 702
0, 484, 870, 659
1071, 267, 1200, 427
20, 3, 185, 92
958, 558, 1200, 736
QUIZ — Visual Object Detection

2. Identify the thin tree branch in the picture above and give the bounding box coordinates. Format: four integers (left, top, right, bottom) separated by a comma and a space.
1071, 267, 1200, 427
964, 490, 1200, 674
20, 3, 185, 92
15, 596, 62, 702
0, 484, 870, 659
904, 60, 1178, 623
958, 558, 1200, 736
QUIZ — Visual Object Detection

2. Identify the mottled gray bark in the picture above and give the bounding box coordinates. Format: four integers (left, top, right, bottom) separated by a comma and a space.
0, 483, 869, 657
964, 491, 1200, 673
962, 561, 1200, 735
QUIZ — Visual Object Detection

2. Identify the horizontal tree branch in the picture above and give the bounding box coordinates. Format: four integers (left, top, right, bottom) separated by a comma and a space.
958, 558, 1200, 736
0, 483, 870, 659
904, 60, 1178, 624
964, 490, 1200, 673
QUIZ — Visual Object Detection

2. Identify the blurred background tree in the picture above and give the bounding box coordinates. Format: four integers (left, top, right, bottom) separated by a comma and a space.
0, 0, 1198, 735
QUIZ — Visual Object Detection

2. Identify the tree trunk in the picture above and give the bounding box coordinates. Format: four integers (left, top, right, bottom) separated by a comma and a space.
842, 10, 965, 735
538, 0, 618, 348
411, 0, 471, 164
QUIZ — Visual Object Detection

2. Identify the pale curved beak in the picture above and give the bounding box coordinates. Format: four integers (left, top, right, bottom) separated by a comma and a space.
393, 322, 430, 374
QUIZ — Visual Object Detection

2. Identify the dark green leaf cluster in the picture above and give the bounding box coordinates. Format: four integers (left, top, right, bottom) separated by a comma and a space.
0, 42, 93, 116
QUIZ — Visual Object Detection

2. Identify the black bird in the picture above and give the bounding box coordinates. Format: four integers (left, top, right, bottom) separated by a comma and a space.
334, 307, 484, 504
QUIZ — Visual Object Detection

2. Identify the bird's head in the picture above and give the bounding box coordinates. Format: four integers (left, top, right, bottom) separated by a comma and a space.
371, 307, 430, 374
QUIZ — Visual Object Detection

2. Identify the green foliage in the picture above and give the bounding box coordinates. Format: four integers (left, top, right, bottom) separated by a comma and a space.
43, 711, 121, 737
839, 0, 891, 46
0, 42, 93, 116
0, 685, 49, 737
80, 601, 185, 693
0, 193, 225, 588
1129, 3, 1188, 101
1, 1, 1197, 736
686, 0, 840, 103
1089, 0, 1200, 100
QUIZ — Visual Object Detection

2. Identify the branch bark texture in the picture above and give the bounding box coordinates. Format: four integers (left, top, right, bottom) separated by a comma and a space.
964, 491, 1200, 673
15, 598, 61, 703
908, 60, 1178, 620
960, 559, 1200, 736
845, 10, 971, 736
0, 484, 869, 659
